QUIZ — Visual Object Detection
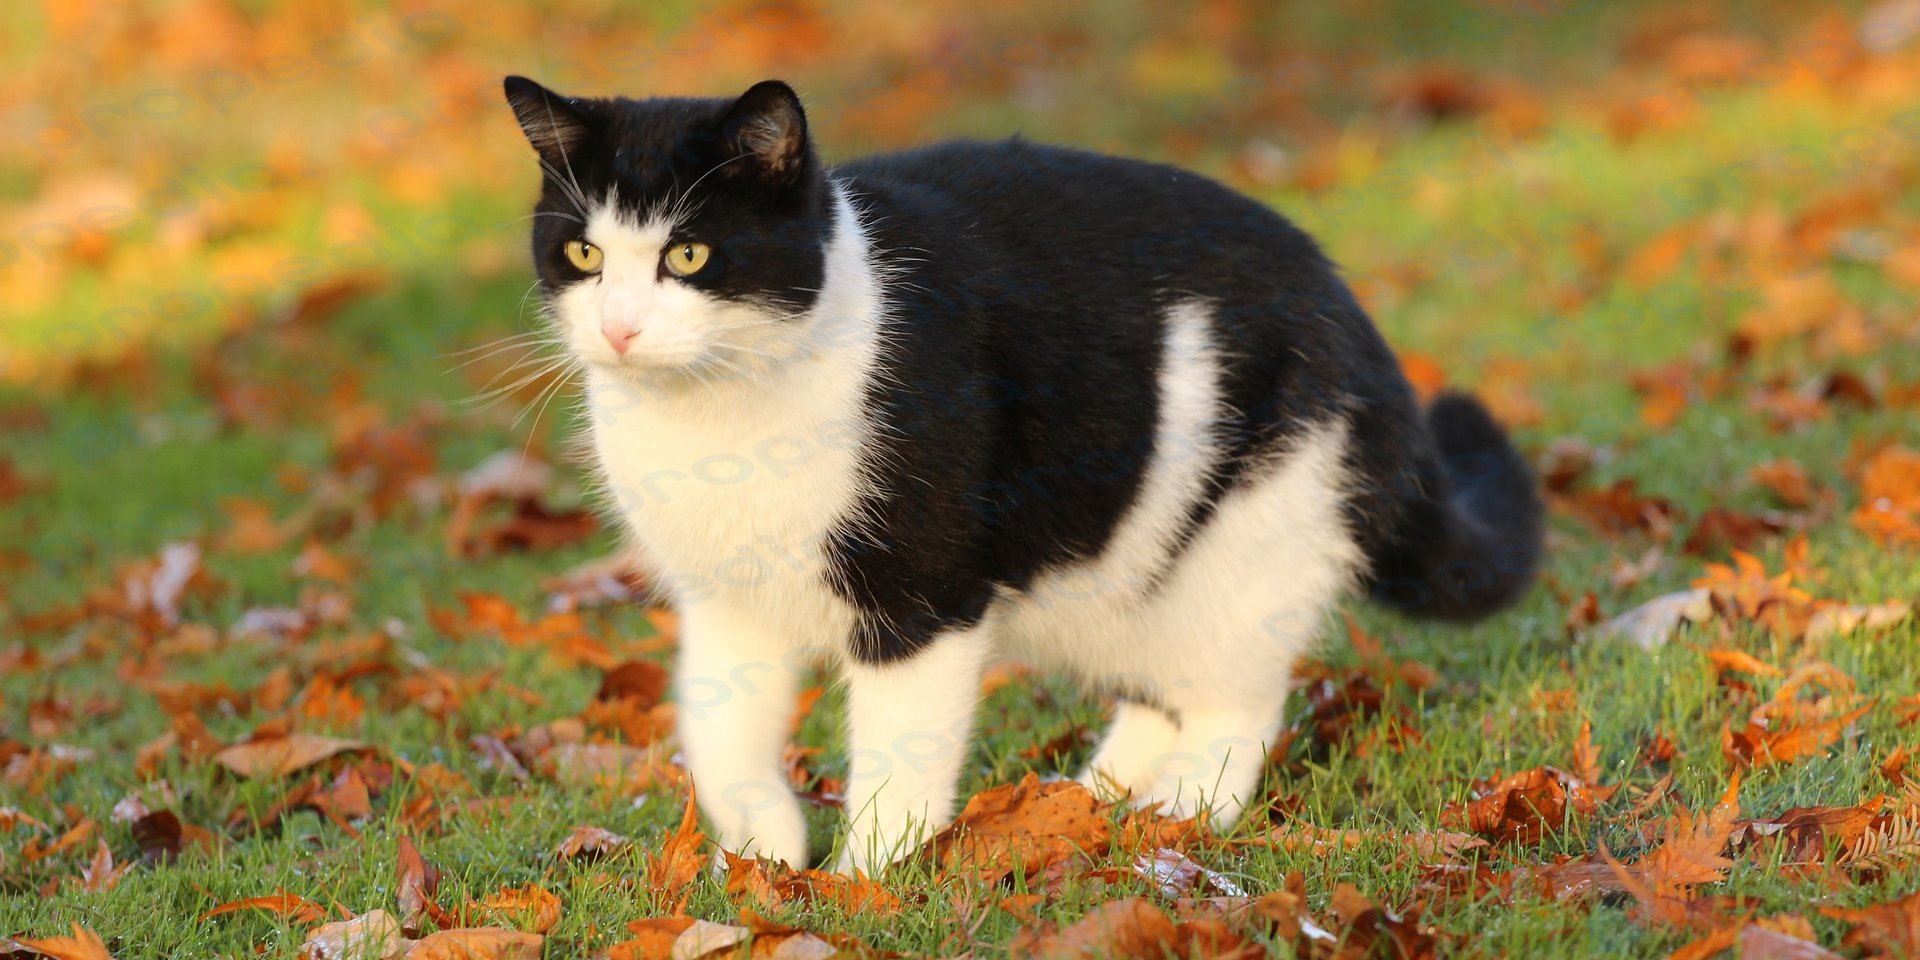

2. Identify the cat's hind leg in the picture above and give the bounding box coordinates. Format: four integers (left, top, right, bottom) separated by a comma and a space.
1122, 419, 1364, 829
1076, 700, 1180, 801
1126, 700, 1286, 825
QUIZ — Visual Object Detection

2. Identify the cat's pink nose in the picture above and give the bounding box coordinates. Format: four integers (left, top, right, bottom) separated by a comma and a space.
601, 321, 638, 355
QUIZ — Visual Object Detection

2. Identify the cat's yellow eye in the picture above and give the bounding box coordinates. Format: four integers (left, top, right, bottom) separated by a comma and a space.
664, 241, 711, 277
564, 239, 603, 273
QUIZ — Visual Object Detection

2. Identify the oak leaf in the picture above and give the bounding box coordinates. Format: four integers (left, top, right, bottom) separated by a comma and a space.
926, 774, 1112, 882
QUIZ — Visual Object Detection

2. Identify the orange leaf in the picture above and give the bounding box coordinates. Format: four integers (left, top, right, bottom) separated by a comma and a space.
215, 733, 368, 779
927, 774, 1112, 882
611, 918, 697, 960
645, 790, 708, 901
10, 924, 115, 960
1006, 897, 1179, 959
201, 888, 328, 923
403, 928, 543, 960
470, 885, 561, 934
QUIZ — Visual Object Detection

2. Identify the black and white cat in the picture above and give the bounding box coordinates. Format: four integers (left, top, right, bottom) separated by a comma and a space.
503, 76, 1544, 873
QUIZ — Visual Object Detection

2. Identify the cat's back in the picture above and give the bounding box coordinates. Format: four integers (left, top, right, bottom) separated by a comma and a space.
834, 138, 1315, 257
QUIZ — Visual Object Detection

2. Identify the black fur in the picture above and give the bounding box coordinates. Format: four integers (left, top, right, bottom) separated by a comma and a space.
504, 77, 1545, 663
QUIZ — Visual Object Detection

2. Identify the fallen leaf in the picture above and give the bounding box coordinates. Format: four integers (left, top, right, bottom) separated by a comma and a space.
645, 791, 708, 903
1721, 703, 1873, 770
1007, 897, 1178, 959
216, 733, 369, 779
7, 925, 114, 960
927, 774, 1112, 882
1735, 924, 1845, 960
1750, 459, 1817, 509
396, 835, 443, 932
1821, 887, 1920, 957
1585, 587, 1714, 648
553, 825, 631, 862
609, 918, 698, 960
469, 885, 560, 934
403, 928, 542, 960
202, 888, 329, 923
303, 910, 404, 960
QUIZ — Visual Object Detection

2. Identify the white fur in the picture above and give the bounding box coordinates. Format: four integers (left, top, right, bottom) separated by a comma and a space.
560, 182, 1363, 870
571, 181, 886, 867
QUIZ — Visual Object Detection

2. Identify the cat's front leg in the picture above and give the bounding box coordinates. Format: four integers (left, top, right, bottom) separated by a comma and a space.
834, 623, 992, 875
676, 600, 809, 867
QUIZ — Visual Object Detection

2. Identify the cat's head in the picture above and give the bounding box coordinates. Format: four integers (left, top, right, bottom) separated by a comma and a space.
503, 76, 833, 377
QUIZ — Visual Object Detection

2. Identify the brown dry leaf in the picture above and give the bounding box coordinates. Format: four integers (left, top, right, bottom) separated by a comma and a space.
1439, 767, 1609, 845
1608, 774, 1744, 928
1662, 926, 1740, 960
609, 918, 698, 960
0, 806, 49, 833
215, 732, 368, 779
1706, 648, 1784, 679
668, 920, 750, 959
539, 742, 676, 794
1750, 459, 1817, 509
1852, 445, 1920, 547
1007, 897, 1178, 959
1732, 799, 1883, 865
1324, 883, 1444, 959
1682, 508, 1790, 558
1721, 703, 1873, 770
1882, 746, 1910, 787
396, 835, 443, 932
770, 866, 904, 916
1565, 592, 1604, 640
1735, 924, 1845, 960
303, 910, 405, 960
8, 925, 115, 960
23, 818, 95, 861
928, 774, 1112, 882
1821, 887, 1920, 957
402, 929, 542, 960
1559, 478, 1681, 540
645, 791, 708, 903
130, 806, 216, 867
201, 888, 329, 923
1241, 823, 1487, 862
469, 886, 560, 935
217, 497, 295, 554
597, 660, 670, 707
1572, 719, 1605, 787
553, 825, 631, 862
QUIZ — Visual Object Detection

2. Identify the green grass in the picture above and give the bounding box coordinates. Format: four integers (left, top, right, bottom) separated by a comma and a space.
6, 34, 1920, 960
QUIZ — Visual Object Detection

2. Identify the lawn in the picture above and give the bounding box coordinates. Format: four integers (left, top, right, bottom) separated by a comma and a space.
4, 1, 1920, 958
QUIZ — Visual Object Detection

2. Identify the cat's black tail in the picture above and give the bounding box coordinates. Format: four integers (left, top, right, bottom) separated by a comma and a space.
1364, 391, 1545, 622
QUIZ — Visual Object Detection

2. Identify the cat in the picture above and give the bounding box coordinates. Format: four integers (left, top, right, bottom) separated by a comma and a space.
503, 75, 1544, 874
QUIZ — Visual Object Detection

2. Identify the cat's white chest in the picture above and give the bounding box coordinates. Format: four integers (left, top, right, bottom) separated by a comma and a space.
583, 358, 874, 623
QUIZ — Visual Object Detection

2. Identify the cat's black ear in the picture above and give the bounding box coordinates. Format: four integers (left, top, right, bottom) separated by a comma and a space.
504, 76, 591, 157
717, 80, 809, 184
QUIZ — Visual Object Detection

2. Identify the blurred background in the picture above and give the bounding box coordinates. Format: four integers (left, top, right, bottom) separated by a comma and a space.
6, 0, 1917, 391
